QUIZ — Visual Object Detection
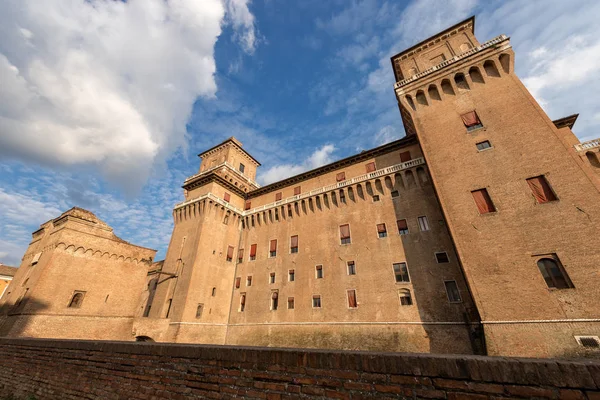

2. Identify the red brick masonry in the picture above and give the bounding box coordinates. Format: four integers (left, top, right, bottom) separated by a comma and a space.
0, 338, 598, 399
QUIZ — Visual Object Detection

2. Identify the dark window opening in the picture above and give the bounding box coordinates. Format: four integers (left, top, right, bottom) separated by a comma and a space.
476, 140, 492, 151
372, 195, 380, 202
537, 257, 573, 289
347, 290, 357, 308
399, 289, 412, 306
445, 281, 462, 303
377, 223, 387, 238
527, 176, 557, 203
393, 263, 410, 283
288, 297, 295, 309
269, 273, 276, 284
312, 295, 321, 308
68, 291, 85, 308
315, 265, 323, 279
239, 163, 245, 173
271, 291, 278, 310
347, 261, 356, 275
196, 304, 204, 318
435, 252, 450, 263
391, 190, 399, 198
288, 270, 295, 282
397, 219, 409, 235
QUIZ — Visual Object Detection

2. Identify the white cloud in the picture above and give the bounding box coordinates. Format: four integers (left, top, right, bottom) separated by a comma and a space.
0, 0, 257, 194
259, 144, 336, 185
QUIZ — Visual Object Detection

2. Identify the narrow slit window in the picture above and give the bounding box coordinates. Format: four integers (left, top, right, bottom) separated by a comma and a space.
290, 235, 299, 253
271, 291, 278, 310
537, 257, 573, 289
445, 281, 462, 303
347, 289, 357, 308
340, 224, 351, 244
461, 111, 483, 131
397, 219, 409, 235
288, 269, 295, 282
226, 245, 234, 262
196, 304, 204, 318
418, 216, 430, 231
435, 252, 450, 263
269, 273, 276, 284
68, 291, 85, 308
336, 172, 346, 182
239, 293, 246, 312
347, 261, 356, 275
212, 287, 216, 296
377, 223, 387, 238
287, 297, 295, 310
312, 295, 321, 308
366, 162, 376, 173
249, 244, 257, 261
315, 265, 323, 279
471, 189, 496, 214
235, 277, 241, 289
246, 276, 252, 286
526, 176, 557, 203
269, 239, 277, 257
393, 262, 410, 283
476, 140, 492, 151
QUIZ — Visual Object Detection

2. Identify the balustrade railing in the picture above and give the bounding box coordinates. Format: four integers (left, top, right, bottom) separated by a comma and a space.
574, 139, 600, 152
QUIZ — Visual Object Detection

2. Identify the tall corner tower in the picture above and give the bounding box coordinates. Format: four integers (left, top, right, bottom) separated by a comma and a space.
146, 137, 260, 344
391, 17, 600, 357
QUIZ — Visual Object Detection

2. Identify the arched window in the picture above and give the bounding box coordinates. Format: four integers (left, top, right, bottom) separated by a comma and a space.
428, 85, 441, 101
454, 73, 469, 90
196, 304, 204, 318
271, 291, 279, 311
68, 291, 85, 308
405, 170, 416, 188
469, 66, 484, 84
239, 294, 246, 312
586, 151, 600, 168
406, 95, 416, 110
416, 167, 429, 185
211, 287, 216, 296
441, 79, 455, 95
484, 60, 500, 77
398, 289, 412, 306
499, 54, 511, 74
536, 257, 573, 289
416, 90, 428, 106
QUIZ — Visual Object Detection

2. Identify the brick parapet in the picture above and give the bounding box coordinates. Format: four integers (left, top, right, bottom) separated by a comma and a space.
0, 338, 599, 399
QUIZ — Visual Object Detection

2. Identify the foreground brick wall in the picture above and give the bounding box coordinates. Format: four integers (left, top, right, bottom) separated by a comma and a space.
0, 338, 599, 400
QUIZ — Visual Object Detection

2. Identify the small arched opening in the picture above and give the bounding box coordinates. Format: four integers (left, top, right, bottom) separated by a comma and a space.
428, 85, 441, 101
499, 53, 511, 74
454, 73, 469, 91
484, 60, 500, 77
469, 66, 484, 84
416, 90, 428, 106
441, 79, 455, 96
586, 151, 600, 168
406, 95, 416, 111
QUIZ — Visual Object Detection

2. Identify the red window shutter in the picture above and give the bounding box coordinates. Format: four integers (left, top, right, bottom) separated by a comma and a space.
237, 249, 244, 261
240, 294, 246, 305
377, 223, 386, 233
272, 292, 278, 299
289, 269, 295, 274
294, 186, 301, 195
397, 219, 408, 230
400, 151, 412, 162
270, 239, 277, 252
461, 111, 481, 127
340, 224, 350, 239
347, 290, 357, 307
290, 235, 298, 248
250, 244, 257, 257
235, 277, 241, 288
275, 192, 282, 201
471, 189, 496, 214
227, 245, 234, 259
366, 162, 376, 173
245, 200, 251, 210
336, 172, 346, 182
224, 192, 231, 202
526, 176, 556, 203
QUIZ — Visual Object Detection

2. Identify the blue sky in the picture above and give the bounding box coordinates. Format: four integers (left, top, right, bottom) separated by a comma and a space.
1, 0, 600, 266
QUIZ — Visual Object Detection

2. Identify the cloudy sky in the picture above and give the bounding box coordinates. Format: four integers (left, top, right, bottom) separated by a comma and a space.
1, 0, 599, 266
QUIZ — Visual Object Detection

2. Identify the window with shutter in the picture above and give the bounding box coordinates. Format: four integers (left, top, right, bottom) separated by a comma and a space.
249, 244, 257, 260
224, 192, 231, 202
246, 276, 252, 286
347, 261, 356, 275
235, 277, 241, 289
347, 290, 357, 308
271, 291, 279, 310
315, 265, 323, 279
339, 224, 351, 244
444, 281, 462, 302
275, 192, 282, 201
269, 239, 277, 257
526, 176, 557, 203
237, 249, 244, 263
418, 216, 430, 231
400, 151, 412, 162
336, 172, 346, 182
471, 189, 496, 214
377, 223, 387, 238
288, 269, 295, 282
226, 245, 234, 262
287, 297, 295, 309
290, 235, 298, 253
397, 219, 409, 235
366, 162, 376, 173
239, 293, 246, 312
294, 186, 301, 195
245, 200, 251, 210
461, 111, 483, 131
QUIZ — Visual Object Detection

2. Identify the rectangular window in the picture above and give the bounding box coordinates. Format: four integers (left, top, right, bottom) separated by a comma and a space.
445, 281, 462, 303
526, 176, 557, 203
372, 195, 380, 202
269, 239, 277, 257
271, 291, 278, 310
347, 261, 356, 275
366, 162, 376, 173
398, 289, 412, 306
435, 252, 450, 263
275, 192, 282, 201
347, 289, 357, 308
476, 140, 492, 151
290, 235, 298, 253
391, 190, 399, 198
249, 244, 257, 261
294, 186, 301, 195
246, 276, 252, 286
224, 192, 231, 202
31, 252, 41, 265
377, 223, 387, 238
471, 189, 496, 214
418, 216, 430, 231
339, 224, 351, 244
287, 297, 295, 310
536, 256, 573, 289
196, 304, 204, 318
269, 273, 275, 284
315, 265, 323, 279
239, 293, 246, 312
397, 219, 409, 235
400, 151, 412, 162
393, 262, 410, 283
237, 248, 244, 263
245, 200, 251, 211
235, 277, 241, 289
288, 269, 295, 282
336, 172, 346, 182
461, 111, 483, 131
312, 295, 321, 308
226, 245, 234, 262
239, 163, 245, 173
